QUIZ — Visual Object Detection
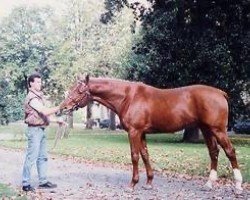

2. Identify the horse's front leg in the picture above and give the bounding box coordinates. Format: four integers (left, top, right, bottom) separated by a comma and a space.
128, 129, 142, 190
140, 134, 154, 189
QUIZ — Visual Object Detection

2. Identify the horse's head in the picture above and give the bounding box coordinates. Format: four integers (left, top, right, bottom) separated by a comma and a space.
60, 75, 91, 113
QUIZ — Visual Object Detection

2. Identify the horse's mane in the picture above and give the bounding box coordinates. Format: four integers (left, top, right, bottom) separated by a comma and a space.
91, 77, 143, 85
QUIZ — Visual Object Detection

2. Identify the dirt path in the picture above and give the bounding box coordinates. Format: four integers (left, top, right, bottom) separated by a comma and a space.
0, 148, 249, 200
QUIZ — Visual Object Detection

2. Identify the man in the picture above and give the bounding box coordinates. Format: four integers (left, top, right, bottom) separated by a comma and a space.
22, 73, 66, 192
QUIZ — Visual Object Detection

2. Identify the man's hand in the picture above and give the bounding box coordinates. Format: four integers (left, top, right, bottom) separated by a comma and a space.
59, 102, 66, 110
57, 117, 68, 126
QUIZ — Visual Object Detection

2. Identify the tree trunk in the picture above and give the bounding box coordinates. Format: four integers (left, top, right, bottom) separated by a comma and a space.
85, 102, 93, 129
182, 127, 200, 143
109, 110, 116, 130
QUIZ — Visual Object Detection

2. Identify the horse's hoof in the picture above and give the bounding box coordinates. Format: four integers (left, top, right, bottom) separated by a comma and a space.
201, 181, 213, 191
235, 182, 243, 195
142, 184, 153, 190
124, 186, 134, 193
235, 187, 243, 195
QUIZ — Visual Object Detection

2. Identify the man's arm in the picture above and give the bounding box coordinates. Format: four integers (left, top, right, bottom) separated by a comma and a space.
49, 115, 67, 125
29, 98, 60, 116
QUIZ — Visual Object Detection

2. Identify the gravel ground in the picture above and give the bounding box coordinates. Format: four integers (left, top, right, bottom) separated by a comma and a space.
0, 148, 249, 200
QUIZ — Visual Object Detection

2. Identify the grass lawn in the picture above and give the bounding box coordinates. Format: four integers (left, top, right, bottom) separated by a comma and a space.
0, 123, 249, 183
0, 183, 26, 199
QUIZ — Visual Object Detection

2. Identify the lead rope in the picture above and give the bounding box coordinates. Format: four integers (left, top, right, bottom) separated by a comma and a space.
52, 119, 69, 149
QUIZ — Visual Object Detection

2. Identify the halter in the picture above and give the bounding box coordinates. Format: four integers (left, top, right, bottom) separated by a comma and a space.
67, 85, 92, 112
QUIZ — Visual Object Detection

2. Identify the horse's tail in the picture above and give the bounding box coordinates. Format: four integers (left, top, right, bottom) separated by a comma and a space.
220, 90, 232, 130
222, 91, 229, 100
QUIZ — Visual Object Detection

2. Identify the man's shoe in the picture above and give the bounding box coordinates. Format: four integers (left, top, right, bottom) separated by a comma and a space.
39, 181, 57, 189
22, 185, 35, 192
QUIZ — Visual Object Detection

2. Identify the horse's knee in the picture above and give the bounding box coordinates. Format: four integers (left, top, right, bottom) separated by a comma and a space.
141, 149, 147, 156
228, 147, 236, 155
141, 150, 149, 160
209, 146, 219, 156
209, 147, 219, 161
131, 152, 139, 163
225, 147, 237, 160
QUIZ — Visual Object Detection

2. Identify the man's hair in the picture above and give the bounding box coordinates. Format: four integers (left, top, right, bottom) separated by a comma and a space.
27, 73, 42, 87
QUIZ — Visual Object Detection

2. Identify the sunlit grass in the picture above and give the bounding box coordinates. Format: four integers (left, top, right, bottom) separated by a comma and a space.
0, 123, 249, 183
0, 183, 26, 200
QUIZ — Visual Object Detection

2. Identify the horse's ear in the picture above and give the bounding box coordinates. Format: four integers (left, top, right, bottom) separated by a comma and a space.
76, 74, 80, 82
76, 74, 85, 83
85, 74, 89, 84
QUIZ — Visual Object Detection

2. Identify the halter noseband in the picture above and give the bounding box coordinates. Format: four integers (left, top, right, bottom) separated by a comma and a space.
67, 85, 91, 112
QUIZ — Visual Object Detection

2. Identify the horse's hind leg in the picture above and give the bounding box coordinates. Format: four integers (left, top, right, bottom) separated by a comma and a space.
140, 134, 154, 189
213, 130, 243, 192
201, 129, 220, 189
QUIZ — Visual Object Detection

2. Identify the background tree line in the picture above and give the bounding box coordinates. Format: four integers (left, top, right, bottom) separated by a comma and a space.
103, 0, 250, 137
0, 0, 134, 126
0, 0, 249, 138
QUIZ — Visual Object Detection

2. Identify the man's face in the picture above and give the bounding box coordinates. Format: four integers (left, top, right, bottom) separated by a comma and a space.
30, 77, 42, 91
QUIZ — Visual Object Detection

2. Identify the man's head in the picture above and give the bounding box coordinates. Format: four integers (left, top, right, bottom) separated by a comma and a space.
27, 73, 42, 91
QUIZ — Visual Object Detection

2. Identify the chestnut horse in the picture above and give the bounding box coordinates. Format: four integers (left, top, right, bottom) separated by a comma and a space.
60, 75, 243, 193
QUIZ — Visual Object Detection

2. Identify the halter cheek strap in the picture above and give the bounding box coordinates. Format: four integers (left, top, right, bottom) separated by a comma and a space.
70, 90, 92, 111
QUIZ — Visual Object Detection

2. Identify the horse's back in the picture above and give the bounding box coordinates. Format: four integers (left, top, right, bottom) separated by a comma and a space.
125, 84, 228, 132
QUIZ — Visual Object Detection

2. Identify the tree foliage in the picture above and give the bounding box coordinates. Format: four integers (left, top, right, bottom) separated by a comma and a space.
0, 1, 135, 123
105, 0, 250, 126
49, 0, 134, 88
1, 0, 249, 128
0, 6, 58, 122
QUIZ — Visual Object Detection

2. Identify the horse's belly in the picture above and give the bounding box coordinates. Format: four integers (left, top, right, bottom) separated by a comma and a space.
151, 124, 185, 133
150, 115, 196, 133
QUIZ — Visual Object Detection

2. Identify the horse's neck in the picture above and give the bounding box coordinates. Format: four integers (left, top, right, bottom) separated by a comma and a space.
89, 79, 128, 115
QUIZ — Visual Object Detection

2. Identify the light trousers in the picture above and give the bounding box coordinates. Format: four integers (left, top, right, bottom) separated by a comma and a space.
22, 127, 48, 186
